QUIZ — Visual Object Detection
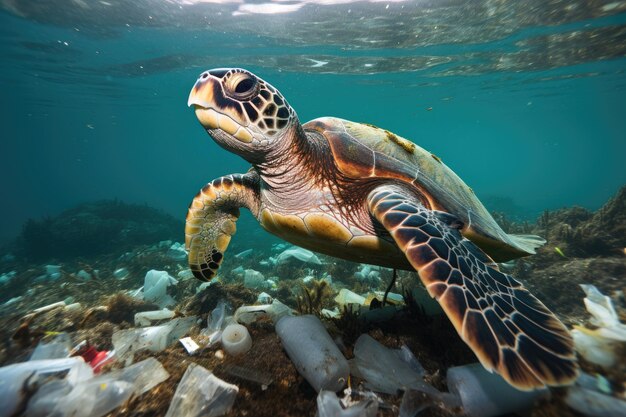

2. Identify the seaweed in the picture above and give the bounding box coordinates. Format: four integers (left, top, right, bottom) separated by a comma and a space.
295, 279, 333, 316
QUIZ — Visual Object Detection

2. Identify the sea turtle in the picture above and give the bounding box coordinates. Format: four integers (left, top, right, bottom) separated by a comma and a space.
185, 68, 578, 390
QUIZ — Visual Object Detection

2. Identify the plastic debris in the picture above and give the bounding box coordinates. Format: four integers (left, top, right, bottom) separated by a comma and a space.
30, 333, 71, 361
334, 289, 366, 308
565, 385, 626, 417
224, 364, 273, 390
0, 357, 93, 417
234, 299, 294, 324
354, 264, 382, 285
0, 270, 16, 284
134, 308, 176, 326
165, 363, 238, 417
221, 324, 252, 356
572, 284, 626, 368
112, 316, 197, 365
26, 357, 169, 417
113, 268, 130, 280
235, 248, 253, 258
72, 341, 115, 373
107, 357, 170, 395
350, 334, 429, 395
447, 363, 548, 417
76, 269, 92, 281
580, 284, 626, 340
257, 292, 273, 304
317, 390, 378, 417
180, 337, 200, 355
399, 388, 461, 417
276, 315, 349, 392
167, 242, 187, 261
143, 269, 179, 308
45, 264, 62, 280
200, 301, 229, 346
276, 247, 322, 265
243, 269, 267, 289
178, 268, 194, 280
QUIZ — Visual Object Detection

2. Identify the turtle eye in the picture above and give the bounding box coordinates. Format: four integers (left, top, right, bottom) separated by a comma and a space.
224, 72, 259, 100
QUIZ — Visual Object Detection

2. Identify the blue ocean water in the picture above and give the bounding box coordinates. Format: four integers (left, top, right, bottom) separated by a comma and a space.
1, 1, 625, 245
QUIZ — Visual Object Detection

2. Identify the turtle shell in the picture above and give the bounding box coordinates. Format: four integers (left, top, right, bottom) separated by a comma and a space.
304, 117, 535, 262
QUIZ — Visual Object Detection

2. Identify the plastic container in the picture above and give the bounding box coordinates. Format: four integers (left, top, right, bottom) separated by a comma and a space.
447, 363, 548, 417
275, 315, 349, 392
134, 308, 176, 326
221, 324, 252, 356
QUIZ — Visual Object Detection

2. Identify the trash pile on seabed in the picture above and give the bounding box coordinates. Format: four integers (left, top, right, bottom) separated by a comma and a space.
0, 357, 170, 417
571, 284, 626, 368
565, 284, 626, 417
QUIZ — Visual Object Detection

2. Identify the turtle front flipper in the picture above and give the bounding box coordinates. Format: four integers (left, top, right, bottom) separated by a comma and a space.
367, 186, 578, 390
186, 172, 260, 281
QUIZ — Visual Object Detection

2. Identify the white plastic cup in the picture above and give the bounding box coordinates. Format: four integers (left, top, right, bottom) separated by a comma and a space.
221, 324, 252, 356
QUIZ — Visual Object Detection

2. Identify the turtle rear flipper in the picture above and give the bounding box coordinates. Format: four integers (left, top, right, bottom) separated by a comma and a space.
368, 186, 578, 390
186, 173, 259, 281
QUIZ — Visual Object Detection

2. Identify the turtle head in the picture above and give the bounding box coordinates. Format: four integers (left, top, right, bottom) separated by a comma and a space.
188, 68, 298, 162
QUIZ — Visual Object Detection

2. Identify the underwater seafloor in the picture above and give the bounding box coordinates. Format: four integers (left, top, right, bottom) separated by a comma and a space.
0, 186, 625, 417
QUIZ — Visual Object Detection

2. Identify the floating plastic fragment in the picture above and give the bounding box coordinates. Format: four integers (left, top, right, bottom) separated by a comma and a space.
276, 247, 322, 265
134, 308, 176, 326
76, 269, 92, 281
45, 265, 61, 280
30, 333, 71, 361
167, 242, 187, 261
178, 268, 194, 280
447, 363, 548, 417
165, 363, 238, 417
257, 292, 272, 304
354, 265, 382, 285
221, 324, 252, 356
235, 248, 253, 258
113, 268, 129, 280
243, 269, 266, 289
317, 390, 378, 417
143, 269, 178, 308
276, 315, 349, 392
0, 270, 16, 284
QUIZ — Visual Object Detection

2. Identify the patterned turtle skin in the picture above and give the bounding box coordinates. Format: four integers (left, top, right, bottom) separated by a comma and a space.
186, 68, 578, 391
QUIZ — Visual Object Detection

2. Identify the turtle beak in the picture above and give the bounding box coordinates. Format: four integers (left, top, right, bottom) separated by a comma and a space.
188, 78, 220, 130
